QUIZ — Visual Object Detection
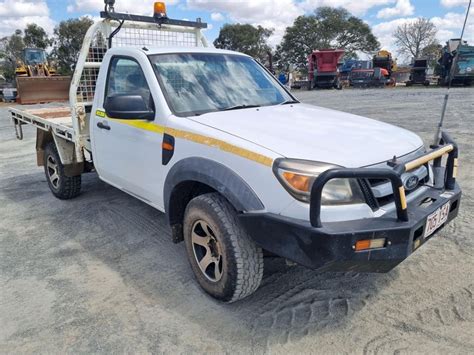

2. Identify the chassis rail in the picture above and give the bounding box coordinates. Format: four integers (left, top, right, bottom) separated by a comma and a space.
310, 131, 458, 228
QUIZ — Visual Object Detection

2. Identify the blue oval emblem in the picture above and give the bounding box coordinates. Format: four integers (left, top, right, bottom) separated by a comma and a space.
404, 175, 419, 191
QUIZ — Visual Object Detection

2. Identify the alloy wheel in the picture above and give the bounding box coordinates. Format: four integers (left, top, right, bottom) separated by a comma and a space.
46, 155, 60, 189
191, 219, 223, 282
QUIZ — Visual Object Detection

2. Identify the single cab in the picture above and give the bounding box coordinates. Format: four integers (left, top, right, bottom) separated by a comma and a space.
10, 5, 462, 302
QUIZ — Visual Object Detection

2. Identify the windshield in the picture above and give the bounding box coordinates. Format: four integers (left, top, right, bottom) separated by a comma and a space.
24, 49, 47, 65
150, 53, 293, 116
457, 46, 474, 74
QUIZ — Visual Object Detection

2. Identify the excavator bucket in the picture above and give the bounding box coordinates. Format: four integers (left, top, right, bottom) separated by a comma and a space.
16, 76, 71, 104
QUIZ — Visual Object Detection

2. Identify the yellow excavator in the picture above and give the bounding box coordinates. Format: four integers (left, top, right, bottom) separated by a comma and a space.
15, 48, 71, 104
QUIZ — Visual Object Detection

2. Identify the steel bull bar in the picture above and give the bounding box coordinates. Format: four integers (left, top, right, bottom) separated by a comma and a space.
310, 131, 458, 228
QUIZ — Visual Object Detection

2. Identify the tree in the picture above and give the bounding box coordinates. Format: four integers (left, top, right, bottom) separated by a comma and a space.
0, 30, 24, 80
393, 18, 437, 59
277, 7, 380, 71
421, 42, 443, 67
24, 23, 51, 49
51, 17, 94, 75
4, 30, 24, 62
214, 24, 273, 63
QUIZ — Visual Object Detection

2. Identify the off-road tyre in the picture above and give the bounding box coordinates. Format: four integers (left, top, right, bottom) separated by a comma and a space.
183, 193, 263, 303
44, 142, 81, 199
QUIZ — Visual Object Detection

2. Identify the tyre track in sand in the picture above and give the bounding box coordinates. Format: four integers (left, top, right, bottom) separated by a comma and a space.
238, 261, 382, 350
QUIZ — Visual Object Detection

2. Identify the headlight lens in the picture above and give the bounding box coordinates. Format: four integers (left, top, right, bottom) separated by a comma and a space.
273, 159, 365, 204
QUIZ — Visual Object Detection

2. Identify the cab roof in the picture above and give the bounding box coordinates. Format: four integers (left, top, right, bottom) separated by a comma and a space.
137, 46, 248, 57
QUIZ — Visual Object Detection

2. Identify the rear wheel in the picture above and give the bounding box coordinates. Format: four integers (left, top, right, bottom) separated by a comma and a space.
183, 193, 263, 303
44, 142, 81, 199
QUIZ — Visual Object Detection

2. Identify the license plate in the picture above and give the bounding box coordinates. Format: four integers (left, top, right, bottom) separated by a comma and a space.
424, 202, 450, 238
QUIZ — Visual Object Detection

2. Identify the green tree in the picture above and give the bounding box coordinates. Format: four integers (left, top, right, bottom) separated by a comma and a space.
5, 30, 25, 62
214, 23, 273, 63
51, 17, 93, 75
277, 7, 380, 71
24, 23, 51, 49
421, 42, 442, 67
0, 30, 24, 80
393, 18, 437, 59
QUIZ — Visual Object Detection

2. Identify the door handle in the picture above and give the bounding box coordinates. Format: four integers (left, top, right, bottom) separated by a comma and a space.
97, 121, 111, 130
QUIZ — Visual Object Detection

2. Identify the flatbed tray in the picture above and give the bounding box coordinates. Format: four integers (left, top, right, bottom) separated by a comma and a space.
9, 106, 75, 141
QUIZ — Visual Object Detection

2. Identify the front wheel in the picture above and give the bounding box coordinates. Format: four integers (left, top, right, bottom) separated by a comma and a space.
183, 193, 263, 303
44, 142, 81, 199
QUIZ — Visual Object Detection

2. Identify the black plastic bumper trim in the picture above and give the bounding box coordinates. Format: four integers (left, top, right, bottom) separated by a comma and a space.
240, 184, 461, 273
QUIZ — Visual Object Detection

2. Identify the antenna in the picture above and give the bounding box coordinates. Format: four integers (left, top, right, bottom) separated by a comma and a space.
433, 0, 472, 145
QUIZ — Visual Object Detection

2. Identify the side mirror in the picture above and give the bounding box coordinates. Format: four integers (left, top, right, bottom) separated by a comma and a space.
104, 94, 155, 120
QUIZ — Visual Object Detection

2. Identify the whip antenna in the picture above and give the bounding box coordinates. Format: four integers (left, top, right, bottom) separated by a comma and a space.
433, 0, 471, 145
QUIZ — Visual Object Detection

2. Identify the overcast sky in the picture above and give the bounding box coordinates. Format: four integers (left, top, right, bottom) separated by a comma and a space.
1, 0, 472, 58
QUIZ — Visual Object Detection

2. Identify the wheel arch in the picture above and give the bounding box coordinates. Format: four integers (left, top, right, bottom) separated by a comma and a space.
164, 157, 264, 243
36, 129, 84, 176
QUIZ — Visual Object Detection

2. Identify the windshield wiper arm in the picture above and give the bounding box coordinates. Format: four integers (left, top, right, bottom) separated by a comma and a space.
280, 99, 299, 105
221, 104, 261, 111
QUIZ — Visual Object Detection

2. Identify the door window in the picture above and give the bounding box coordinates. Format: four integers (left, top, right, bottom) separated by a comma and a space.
106, 57, 153, 109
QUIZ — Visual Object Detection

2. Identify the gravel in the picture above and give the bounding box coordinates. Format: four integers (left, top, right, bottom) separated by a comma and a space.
1, 86, 473, 353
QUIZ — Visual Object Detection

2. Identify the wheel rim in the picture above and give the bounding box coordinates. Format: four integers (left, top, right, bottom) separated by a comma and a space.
46, 155, 60, 189
191, 220, 223, 282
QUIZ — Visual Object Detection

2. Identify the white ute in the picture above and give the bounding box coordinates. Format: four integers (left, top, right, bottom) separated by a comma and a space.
11, 2, 462, 302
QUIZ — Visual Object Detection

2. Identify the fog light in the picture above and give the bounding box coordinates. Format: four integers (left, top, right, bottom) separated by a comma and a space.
354, 238, 386, 251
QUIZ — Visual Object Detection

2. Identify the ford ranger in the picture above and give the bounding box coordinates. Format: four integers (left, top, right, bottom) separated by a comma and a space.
10, 2, 462, 302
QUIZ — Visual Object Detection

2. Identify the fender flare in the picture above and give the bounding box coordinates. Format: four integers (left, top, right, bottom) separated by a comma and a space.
164, 157, 264, 218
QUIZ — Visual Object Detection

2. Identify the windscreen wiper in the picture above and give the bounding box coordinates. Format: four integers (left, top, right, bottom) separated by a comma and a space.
221, 104, 261, 111
280, 99, 299, 105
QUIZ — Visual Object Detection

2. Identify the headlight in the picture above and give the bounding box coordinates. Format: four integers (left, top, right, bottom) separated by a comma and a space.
273, 158, 365, 205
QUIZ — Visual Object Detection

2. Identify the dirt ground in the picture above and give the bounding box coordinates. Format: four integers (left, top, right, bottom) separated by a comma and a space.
1, 87, 473, 354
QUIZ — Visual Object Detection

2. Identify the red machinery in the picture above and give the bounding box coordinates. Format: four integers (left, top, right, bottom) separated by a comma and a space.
308, 49, 345, 89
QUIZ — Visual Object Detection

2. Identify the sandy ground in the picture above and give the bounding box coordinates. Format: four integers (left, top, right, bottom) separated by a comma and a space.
0, 87, 473, 354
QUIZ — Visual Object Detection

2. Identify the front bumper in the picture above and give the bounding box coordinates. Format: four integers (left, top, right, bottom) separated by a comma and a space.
240, 131, 462, 273
239, 184, 461, 272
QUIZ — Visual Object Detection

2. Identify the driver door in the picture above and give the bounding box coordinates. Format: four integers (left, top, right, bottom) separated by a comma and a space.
92, 56, 164, 205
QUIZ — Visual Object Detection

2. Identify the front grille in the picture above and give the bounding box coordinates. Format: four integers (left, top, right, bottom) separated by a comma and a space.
368, 165, 429, 207
359, 179, 378, 210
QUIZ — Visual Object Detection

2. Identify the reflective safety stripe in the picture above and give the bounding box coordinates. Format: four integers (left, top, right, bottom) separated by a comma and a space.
399, 186, 407, 210
114, 119, 166, 134
164, 127, 273, 167
405, 145, 453, 171
94, 110, 273, 167
453, 158, 458, 178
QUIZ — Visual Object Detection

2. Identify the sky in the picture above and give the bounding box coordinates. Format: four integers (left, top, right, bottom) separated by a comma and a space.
1, 0, 473, 60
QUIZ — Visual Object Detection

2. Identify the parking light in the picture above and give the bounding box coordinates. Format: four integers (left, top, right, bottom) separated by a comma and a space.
282, 172, 311, 192
354, 238, 386, 251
